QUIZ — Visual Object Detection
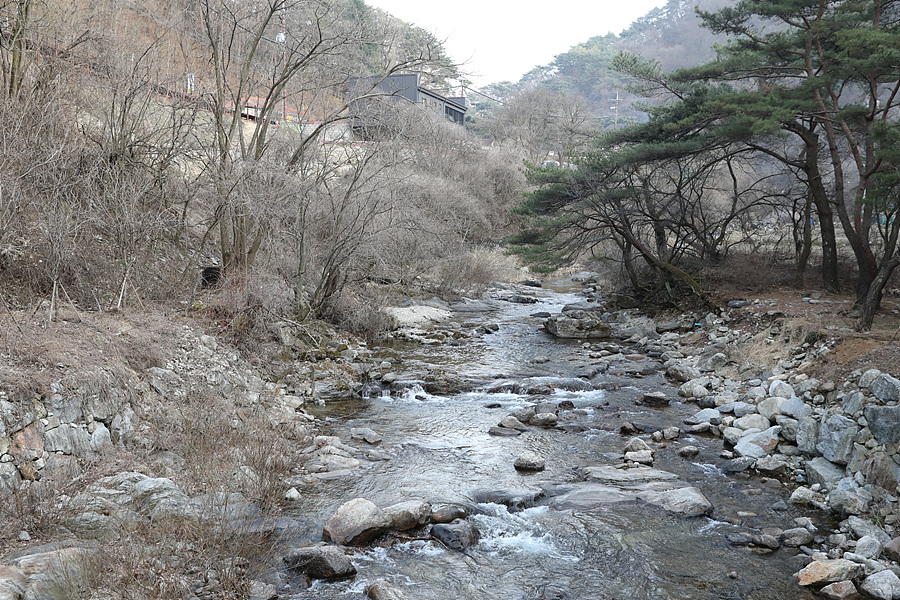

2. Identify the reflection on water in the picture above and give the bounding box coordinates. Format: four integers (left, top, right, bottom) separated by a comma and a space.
287, 285, 816, 600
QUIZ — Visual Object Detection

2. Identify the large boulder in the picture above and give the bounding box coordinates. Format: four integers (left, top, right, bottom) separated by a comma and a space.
817, 415, 858, 464
283, 545, 356, 579
797, 559, 864, 587
323, 498, 391, 546
544, 310, 612, 339
872, 374, 900, 402
865, 405, 900, 445
806, 457, 846, 490
383, 501, 431, 531
366, 581, 411, 600
636, 486, 713, 518
733, 426, 781, 458
797, 416, 820, 455
860, 570, 900, 600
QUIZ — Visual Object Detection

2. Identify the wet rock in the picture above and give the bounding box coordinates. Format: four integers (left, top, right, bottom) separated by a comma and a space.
366, 580, 411, 600
530, 413, 558, 427
514, 452, 546, 472
624, 437, 652, 453
817, 415, 858, 465
544, 311, 612, 339
625, 450, 654, 465
721, 456, 756, 473
283, 545, 356, 579
640, 391, 670, 405
864, 406, 900, 445
322, 498, 391, 546
637, 486, 713, 518
797, 559, 864, 587
725, 532, 754, 546
534, 585, 571, 600
470, 489, 540, 512
685, 408, 722, 426
499, 416, 529, 431
383, 501, 431, 531
860, 570, 900, 600
430, 505, 469, 524
781, 527, 815, 547
755, 455, 788, 474
488, 426, 522, 437
676, 445, 700, 458
806, 457, 846, 490
350, 428, 383, 445
872, 374, 900, 402
431, 519, 480, 550
752, 533, 781, 550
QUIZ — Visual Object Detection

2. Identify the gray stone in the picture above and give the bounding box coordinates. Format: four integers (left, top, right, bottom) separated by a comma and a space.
721, 456, 757, 473
530, 413, 558, 427
132, 476, 198, 521
514, 451, 546, 471
790, 486, 828, 509
781, 527, 814, 547
806, 457, 846, 490
383, 501, 431, 531
44, 424, 95, 458
819, 580, 861, 600
0, 566, 26, 600
249, 580, 278, 600
667, 363, 702, 383
430, 505, 468, 524
323, 498, 391, 546
697, 353, 729, 372
828, 479, 873, 515
864, 452, 900, 492
625, 450, 654, 465
733, 426, 781, 458
624, 437, 652, 453
147, 367, 186, 401
758, 397, 787, 421
861, 369, 884, 389
366, 580, 411, 600
866, 405, 900, 444
775, 415, 799, 442
755, 455, 788, 474
817, 415, 858, 465
769, 380, 795, 399
884, 537, 900, 563
431, 519, 480, 550
350, 427, 383, 444
797, 416, 820, 455
780, 397, 813, 418
842, 391, 867, 416
0, 463, 20, 496
685, 408, 722, 426
283, 545, 356, 579
637, 486, 713, 517
872, 374, 900, 402
860, 570, 900, 600
676, 445, 700, 458
90, 422, 112, 452
544, 312, 612, 339
723, 427, 748, 446
855, 536, 883, 560
848, 516, 892, 544
734, 414, 770, 431
498, 416, 528, 431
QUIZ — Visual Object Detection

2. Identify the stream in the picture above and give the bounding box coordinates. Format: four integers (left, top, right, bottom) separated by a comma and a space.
286, 279, 818, 600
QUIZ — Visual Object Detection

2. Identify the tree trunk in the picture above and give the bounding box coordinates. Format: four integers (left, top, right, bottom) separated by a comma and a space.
858, 254, 900, 330
794, 192, 813, 288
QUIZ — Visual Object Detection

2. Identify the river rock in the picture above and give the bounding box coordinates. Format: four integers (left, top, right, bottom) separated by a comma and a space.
640, 391, 670, 405
697, 353, 729, 372
781, 397, 814, 419
790, 486, 828, 509
685, 409, 722, 426
775, 415, 799, 442
624, 437, 652, 453
842, 392, 867, 417
817, 415, 858, 464
366, 580, 411, 600
637, 486, 713, 518
350, 428, 383, 444
488, 426, 522, 437
499, 416, 529, 431
514, 452, 546, 471
470, 488, 540, 511
769, 380, 795, 399
383, 501, 431, 531
860, 570, 900, 600
677, 446, 700, 458
733, 426, 781, 458
544, 311, 612, 339
430, 505, 469, 525
666, 363, 702, 383
721, 456, 757, 473
819, 580, 861, 600
723, 427, 748, 446
625, 450, 654, 465
781, 527, 815, 547
431, 519, 480, 550
807, 457, 846, 490
797, 416, 820, 454
733, 414, 770, 431
797, 559, 864, 587
579, 465, 679, 484
322, 498, 391, 546
872, 374, 900, 402
848, 516, 892, 544
283, 545, 356, 579
530, 413, 558, 427
828, 479, 873, 515
861, 369, 884, 388
757, 397, 787, 421
755, 454, 788, 474
855, 536, 883, 560
864, 406, 900, 444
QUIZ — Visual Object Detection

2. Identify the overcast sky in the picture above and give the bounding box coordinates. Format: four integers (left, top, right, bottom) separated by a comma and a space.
366, 0, 669, 86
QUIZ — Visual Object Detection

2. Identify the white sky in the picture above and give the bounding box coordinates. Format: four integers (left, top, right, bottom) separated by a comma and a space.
366, 0, 670, 86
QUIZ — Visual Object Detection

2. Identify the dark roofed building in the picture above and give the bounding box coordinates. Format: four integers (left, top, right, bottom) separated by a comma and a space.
349, 73, 467, 129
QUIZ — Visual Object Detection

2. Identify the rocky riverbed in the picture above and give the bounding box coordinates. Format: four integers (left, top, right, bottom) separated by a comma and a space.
2, 275, 900, 599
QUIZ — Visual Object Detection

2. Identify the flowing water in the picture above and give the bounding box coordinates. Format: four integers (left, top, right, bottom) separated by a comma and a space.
284, 281, 818, 600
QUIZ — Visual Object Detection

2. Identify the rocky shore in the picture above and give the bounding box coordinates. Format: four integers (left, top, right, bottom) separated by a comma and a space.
1, 275, 899, 599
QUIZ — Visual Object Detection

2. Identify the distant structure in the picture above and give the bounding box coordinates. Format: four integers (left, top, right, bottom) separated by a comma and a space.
349, 73, 467, 131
